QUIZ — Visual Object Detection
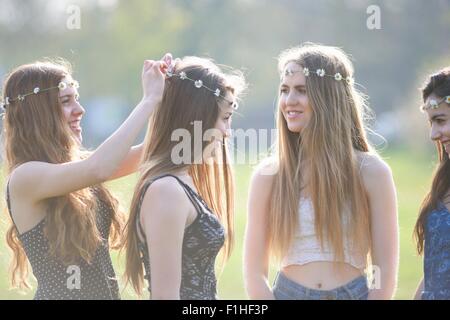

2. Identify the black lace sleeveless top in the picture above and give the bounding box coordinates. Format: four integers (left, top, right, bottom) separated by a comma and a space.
6, 183, 120, 300
136, 174, 226, 300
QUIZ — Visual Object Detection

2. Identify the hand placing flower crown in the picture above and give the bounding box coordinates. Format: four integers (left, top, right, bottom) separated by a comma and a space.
141, 53, 171, 104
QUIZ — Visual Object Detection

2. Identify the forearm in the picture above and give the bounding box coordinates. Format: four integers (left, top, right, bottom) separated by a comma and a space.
367, 270, 397, 300
91, 98, 157, 180
108, 143, 144, 180
245, 274, 275, 300
368, 244, 398, 300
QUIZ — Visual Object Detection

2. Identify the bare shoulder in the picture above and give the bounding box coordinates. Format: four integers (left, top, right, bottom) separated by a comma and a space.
8, 161, 44, 196
357, 151, 393, 191
358, 151, 392, 176
251, 157, 278, 187
9, 161, 40, 188
248, 157, 278, 207
140, 176, 191, 221
7, 162, 49, 232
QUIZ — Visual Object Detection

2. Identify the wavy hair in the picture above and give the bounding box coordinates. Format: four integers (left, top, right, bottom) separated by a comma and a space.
2, 60, 124, 288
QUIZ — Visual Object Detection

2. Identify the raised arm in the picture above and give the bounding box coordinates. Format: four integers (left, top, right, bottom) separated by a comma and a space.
108, 143, 144, 181
108, 54, 173, 181
139, 177, 192, 299
362, 154, 399, 300
10, 59, 167, 203
244, 163, 276, 299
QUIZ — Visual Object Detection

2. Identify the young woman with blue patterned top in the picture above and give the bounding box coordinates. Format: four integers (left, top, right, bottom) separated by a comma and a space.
414, 67, 450, 300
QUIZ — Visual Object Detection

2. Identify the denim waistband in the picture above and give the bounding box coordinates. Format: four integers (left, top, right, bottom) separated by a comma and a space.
273, 271, 369, 300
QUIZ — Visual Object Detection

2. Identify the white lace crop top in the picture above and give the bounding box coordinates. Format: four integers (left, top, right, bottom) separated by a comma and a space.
281, 196, 367, 270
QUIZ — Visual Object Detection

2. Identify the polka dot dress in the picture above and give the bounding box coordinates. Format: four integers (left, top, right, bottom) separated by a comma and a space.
6, 185, 120, 300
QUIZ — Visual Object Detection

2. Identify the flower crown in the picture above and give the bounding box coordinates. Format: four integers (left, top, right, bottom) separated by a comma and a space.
1, 80, 79, 110
284, 67, 354, 85
421, 95, 450, 112
166, 59, 238, 110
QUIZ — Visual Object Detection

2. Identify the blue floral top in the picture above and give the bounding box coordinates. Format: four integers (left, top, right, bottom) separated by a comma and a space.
422, 201, 450, 300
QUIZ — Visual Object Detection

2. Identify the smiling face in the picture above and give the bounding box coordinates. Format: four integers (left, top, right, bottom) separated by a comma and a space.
59, 76, 85, 143
279, 62, 313, 133
426, 93, 450, 154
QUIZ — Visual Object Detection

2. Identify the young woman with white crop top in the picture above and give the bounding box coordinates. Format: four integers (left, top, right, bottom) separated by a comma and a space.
243, 43, 399, 300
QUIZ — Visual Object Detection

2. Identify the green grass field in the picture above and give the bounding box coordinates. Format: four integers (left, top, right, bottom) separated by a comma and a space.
0, 147, 435, 299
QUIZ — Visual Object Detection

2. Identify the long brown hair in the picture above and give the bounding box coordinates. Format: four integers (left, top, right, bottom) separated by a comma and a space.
123, 57, 246, 295
268, 43, 373, 266
414, 67, 450, 255
2, 60, 124, 288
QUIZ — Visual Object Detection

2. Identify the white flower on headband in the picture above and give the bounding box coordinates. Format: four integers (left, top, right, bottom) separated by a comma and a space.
316, 69, 325, 77
166, 58, 180, 77
334, 73, 342, 81
166, 63, 175, 77
18, 95, 24, 101
5, 97, 10, 105
58, 82, 67, 90
284, 69, 294, 76
446, 96, 450, 104
346, 76, 353, 85
215, 88, 221, 97
194, 80, 203, 88
303, 68, 310, 76
179, 72, 187, 80
429, 100, 439, 109
33, 87, 40, 94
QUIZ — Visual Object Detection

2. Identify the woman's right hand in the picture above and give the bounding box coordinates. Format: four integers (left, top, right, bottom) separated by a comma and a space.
141, 58, 168, 103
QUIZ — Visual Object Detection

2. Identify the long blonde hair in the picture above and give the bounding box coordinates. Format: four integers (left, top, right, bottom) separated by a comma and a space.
2, 60, 124, 288
268, 43, 373, 265
123, 57, 246, 295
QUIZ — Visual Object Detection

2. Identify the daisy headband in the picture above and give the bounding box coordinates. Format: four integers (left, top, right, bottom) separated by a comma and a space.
1, 80, 79, 110
283, 67, 354, 85
166, 59, 238, 110
421, 95, 450, 112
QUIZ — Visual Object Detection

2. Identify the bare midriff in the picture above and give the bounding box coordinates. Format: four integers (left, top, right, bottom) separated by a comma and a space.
281, 261, 365, 290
